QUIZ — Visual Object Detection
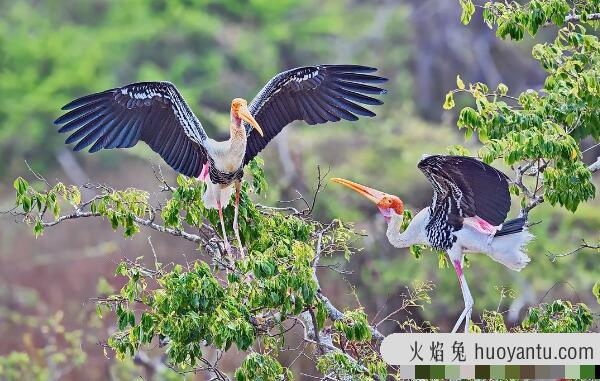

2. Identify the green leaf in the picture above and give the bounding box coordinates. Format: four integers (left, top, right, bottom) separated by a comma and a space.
176, 174, 186, 187
478, 128, 489, 143
497, 83, 508, 96
22, 196, 32, 213
443, 92, 455, 110
456, 74, 465, 90
464, 128, 473, 141
115, 262, 127, 276
593, 281, 600, 304
13, 177, 29, 196
460, 0, 475, 25
33, 220, 43, 238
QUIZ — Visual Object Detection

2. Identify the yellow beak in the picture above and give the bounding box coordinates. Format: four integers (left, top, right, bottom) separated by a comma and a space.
238, 104, 264, 137
330, 177, 386, 204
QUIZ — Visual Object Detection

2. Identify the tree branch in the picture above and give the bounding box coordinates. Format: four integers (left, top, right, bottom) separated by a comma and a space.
589, 156, 600, 174
521, 156, 600, 215
564, 13, 600, 23
545, 239, 600, 262
10, 169, 388, 379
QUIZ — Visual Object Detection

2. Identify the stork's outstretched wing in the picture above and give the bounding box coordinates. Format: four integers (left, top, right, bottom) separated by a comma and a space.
417, 155, 511, 226
54, 82, 208, 177
243, 65, 387, 164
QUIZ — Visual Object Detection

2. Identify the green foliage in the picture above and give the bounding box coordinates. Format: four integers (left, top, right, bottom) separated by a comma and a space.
473, 296, 594, 334
316, 352, 387, 381
100, 199, 332, 370
108, 260, 256, 364
9, 162, 371, 375
0, 313, 86, 381
107, 357, 184, 381
465, 1, 600, 40
235, 353, 292, 381
0, 352, 47, 381
459, 0, 476, 25
450, 1, 599, 212
333, 309, 372, 342
481, 310, 509, 333
522, 299, 594, 332
102, 191, 336, 369
14, 175, 147, 238
249, 156, 268, 196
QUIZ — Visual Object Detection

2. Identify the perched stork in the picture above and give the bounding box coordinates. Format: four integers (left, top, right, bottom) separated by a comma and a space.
54, 65, 387, 256
331, 155, 533, 332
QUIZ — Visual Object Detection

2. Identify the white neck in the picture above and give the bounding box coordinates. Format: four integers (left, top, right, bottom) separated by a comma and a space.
385, 208, 429, 248
206, 118, 246, 168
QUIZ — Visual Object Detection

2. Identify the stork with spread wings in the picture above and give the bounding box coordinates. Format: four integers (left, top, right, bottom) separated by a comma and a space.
54, 65, 387, 256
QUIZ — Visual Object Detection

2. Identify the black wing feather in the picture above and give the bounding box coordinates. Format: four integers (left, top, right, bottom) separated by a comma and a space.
243, 64, 387, 164
417, 155, 511, 226
54, 82, 208, 177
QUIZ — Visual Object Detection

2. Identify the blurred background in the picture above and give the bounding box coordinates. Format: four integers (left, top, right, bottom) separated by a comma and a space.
0, 0, 598, 379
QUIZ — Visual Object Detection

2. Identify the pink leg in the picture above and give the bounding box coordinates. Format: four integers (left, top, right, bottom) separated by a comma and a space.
451, 258, 474, 333
233, 181, 245, 258
217, 197, 232, 257
198, 163, 209, 182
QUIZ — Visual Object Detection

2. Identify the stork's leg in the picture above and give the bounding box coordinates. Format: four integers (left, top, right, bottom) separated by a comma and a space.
451, 257, 474, 333
216, 195, 232, 257
233, 181, 245, 258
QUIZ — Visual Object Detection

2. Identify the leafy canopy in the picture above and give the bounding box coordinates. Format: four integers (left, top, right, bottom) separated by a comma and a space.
452, 0, 600, 212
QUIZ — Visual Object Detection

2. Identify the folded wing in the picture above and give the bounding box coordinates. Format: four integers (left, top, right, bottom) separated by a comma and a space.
417, 155, 511, 226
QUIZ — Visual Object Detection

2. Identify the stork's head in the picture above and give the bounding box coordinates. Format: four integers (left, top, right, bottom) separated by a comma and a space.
231, 98, 263, 136
331, 178, 404, 223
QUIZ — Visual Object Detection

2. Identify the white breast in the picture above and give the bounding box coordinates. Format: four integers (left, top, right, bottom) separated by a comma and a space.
206, 138, 246, 173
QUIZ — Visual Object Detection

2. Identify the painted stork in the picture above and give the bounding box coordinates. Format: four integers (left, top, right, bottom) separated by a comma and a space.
331, 155, 533, 333
54, 65, 387, 256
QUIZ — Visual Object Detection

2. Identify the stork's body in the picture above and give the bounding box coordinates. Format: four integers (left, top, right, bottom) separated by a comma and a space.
332, 155, 533, 332
54, 65, 387, 257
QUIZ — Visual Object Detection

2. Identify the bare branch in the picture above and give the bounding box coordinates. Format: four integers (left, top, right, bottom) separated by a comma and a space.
546, 239, 600, 262
564, 13, 600, 23
589, 156, 600, 174
310, 230, 385, 343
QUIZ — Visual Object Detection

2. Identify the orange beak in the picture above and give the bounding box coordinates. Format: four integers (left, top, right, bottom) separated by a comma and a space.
238, 104, 263, 137
330, 177, 387, 205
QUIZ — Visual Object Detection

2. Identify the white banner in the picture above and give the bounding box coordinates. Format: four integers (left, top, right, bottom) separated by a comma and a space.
381, 333, 600, 365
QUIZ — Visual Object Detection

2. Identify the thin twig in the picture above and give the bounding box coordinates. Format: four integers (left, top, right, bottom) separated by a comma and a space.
545, 239, 600, 262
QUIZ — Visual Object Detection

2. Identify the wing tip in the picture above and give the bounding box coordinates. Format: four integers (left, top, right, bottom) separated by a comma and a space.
71, 143, 85, 152
325, 64, 380, 73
